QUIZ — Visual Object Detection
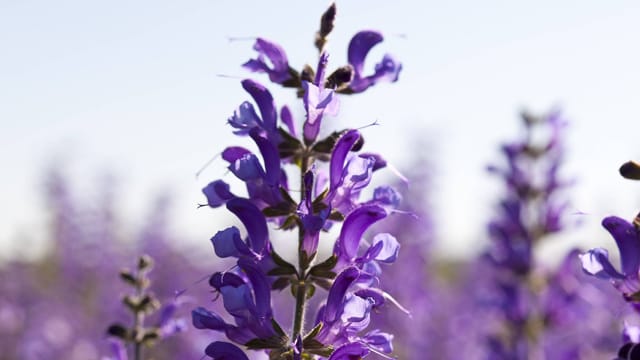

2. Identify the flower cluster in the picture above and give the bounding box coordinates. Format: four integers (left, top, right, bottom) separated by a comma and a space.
481, 110, 572, 358
193, 4, 404, 359
581, 160, 640, 358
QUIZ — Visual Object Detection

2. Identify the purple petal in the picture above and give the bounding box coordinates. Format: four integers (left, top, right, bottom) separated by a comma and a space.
341, 294, 372, 324
250, 128, 281, 186
226, 198, 268, 254
211, 227, 248, 258
202, 180, 234, 207
242, 38, 291, 84
330, 130, 361, 191
242, 79, 277, 133
328, 342, 370, 360
192, 307, 228, 331
579, 248, 625, 280
364, 330, 394, 354
229, 154, 264, 181
204, 341, 250, 360
373, 54, 402, 83
280, 105, 297, 136
368, 233, 400, 263
209, 272, 245, 290
238, 258, 273, 320
222, 146, 251, 163
227, 101, 262, 135
324, 266, 360, 323
337, 205, 387, 260
602, 216, 640, 276
302, 81, 340, 143
348, 31, 384, 76
372, 186, 402, 208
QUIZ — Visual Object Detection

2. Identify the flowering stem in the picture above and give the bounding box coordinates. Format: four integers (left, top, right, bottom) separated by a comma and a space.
292, 152, 312, 344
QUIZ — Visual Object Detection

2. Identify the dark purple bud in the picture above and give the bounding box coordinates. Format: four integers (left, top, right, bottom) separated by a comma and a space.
327, 342, 370, 360
209, 272, 245, 291
205, 341, 250, 360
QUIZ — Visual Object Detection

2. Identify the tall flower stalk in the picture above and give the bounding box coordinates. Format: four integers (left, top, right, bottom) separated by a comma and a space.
481, 110, 571, 359
193, 4, 404, 359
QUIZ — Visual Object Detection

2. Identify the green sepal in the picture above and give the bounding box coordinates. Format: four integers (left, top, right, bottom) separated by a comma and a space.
308, 255, 337, 278
279, 215, 299, 231
271, 319, 287, 338
303, 322, 323, 343
328, 210, 344, 222
272, 277, 291, 291
119, 270, 138, 287
277, 127, 304, 160
106, 323, 131, 341
271, 251, 297, 273
245, 336, 287, 350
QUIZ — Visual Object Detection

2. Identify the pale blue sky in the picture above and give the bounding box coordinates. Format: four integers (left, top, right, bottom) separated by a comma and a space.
2, 1, 640, 260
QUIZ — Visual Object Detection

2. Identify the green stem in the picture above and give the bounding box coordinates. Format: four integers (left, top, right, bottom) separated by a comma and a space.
292, 152, 312, 343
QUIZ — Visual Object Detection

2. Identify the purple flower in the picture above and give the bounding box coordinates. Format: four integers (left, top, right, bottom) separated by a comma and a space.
581, 215, 640, 299
303, 53, 340, 144
243, 38, 292, 84
347, 31, 402, 93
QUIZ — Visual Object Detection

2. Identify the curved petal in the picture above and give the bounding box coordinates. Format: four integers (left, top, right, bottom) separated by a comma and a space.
202, 180, 235, 208
204, 341, 250, 360
238, 258, 273, 321
337, 205, 387, 260
329, 130, 361, 191
324, 266, 360, 323
211, 227, 249, 258
242, 38, 291, 84
229, 154, 264, 181
368, 233, 400, 263
192, 307, 228, 331
364, 330, 394, 354
241, 79, 277, 133
579, 248, 625, 280
328, 342, 370, 360
222, 146, 251, 163
227, 101, 262, 135
250, 128, 281, 186
226, 198, 268, 254
602, 216, 640, 276
348, 30, 383, 75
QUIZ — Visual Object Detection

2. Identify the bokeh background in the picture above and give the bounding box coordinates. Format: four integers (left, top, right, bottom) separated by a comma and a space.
2, 1, 640, 358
